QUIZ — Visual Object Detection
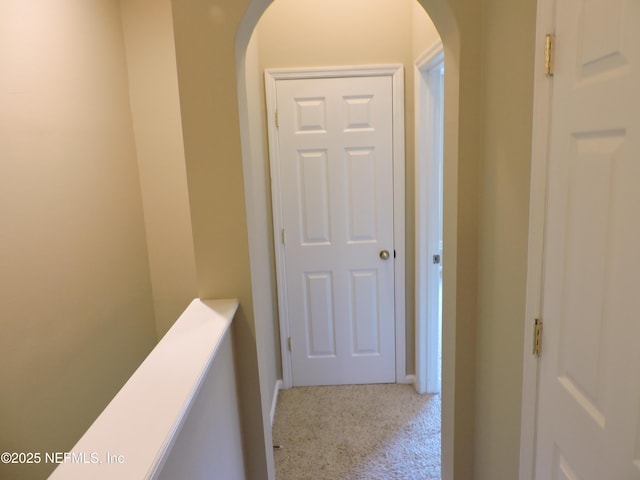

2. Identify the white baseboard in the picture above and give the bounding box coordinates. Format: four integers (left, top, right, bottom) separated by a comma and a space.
270, 379, 283, 426
400, 374, 415, 385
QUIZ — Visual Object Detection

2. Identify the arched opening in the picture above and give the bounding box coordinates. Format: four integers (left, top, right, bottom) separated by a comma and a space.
235, 1, 461, 478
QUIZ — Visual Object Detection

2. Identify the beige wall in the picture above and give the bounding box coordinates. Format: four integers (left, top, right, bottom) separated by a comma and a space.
120, 0, 198, 338
0, 1, 536, 479
258, 0, 413, 66
171, 0, 484, 477
0, 1, 157, 479
170, 1, 269, 477
417, 1, 483, 477
475, 0, 536, 477
257, 0, 439, 375
238, 30, 281, 476
413, 1, 441, 57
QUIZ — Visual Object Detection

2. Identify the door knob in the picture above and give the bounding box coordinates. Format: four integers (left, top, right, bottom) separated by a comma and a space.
379, 250, 390, 260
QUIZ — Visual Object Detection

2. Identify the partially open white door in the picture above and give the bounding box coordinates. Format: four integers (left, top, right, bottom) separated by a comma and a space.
534, 0, 640, 477
269, 72, 398, 387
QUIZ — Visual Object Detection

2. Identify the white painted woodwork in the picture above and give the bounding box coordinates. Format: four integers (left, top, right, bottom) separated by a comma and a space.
534, 0, 640, 477
48, 299, 244, 480
519, 0, 556, 474
270, 379, 283, 426
272, 73, 396, 386
414, 42, 445, 395
155, 331, 244, 480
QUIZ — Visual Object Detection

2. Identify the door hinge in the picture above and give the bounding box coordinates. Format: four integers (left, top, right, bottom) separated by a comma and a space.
533, 318, 543, 357
287, 336, 292, 352
544, 34, 555, 77
275, 110, 279, 128
281, 228, 286, 245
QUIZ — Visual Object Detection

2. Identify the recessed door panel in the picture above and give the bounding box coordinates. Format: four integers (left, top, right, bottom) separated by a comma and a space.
346, 148, 377, 243
297, 149, 331, 245
349, 270, 380, 356
579, 0, 627, 78
553, 448, 580, 480
303, 272, 336, 358
557, 132, 623, 417
295, 97, 327, 133
343, 95, 374, 132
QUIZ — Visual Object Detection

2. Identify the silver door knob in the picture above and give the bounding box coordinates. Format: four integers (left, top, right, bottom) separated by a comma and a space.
379, 250, 390, 260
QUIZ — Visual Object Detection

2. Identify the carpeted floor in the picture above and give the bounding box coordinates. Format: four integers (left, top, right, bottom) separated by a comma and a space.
272, 384, 441, 480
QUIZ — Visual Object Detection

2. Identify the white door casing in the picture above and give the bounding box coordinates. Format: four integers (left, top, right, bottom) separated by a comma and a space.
415, 42, 444, 395
265, 66, 406, 388
529, 0, 640, 477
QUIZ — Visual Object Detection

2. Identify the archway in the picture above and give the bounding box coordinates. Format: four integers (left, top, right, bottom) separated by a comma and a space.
234, 1, 461, 478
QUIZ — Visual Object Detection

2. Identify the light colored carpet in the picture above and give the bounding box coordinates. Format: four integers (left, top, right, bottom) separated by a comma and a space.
272, 384, 441, 480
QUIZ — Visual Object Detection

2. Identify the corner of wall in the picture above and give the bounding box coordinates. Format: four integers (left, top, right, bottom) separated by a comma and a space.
120, 0, 199, 340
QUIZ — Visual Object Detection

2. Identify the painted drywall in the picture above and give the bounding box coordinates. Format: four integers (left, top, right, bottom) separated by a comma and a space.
413, 1, 441, 57
256, 0, 440, 376
475, 0, 536, 477
258, 0, 413, 67
171, 0, 482, 478
0, 1, 157, 479
169, 0, 534, 477
120, 0, 198, 338
431, 1, 483, 476
239, 28, 282, 444
0, 1, 533, 478
170, 2, 269, 478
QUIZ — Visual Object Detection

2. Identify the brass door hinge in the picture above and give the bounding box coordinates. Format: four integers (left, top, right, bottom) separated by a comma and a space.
533, 318, 543, 357
544, 34, 555, 77
275, 110, 279, 128
287, 336, 292, 352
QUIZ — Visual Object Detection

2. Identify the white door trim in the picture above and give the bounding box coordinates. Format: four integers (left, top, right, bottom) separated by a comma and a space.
414, 41, 444, 395
519, 0, 555, 477
265, 65, 406, 388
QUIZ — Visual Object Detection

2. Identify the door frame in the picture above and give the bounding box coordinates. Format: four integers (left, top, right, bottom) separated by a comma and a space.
265, 65, 406, 389
519, 0, 555, 476
414, 41, 444, 395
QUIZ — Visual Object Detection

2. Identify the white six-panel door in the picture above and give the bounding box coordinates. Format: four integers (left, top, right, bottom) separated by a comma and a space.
272, 74, 396, 386
534, 0, 640, 477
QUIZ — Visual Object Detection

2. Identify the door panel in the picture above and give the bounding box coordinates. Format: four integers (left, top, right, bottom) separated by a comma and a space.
304, 272, 335, 357
346, 148, 377, 242
350, 269, 380, 355
275, 75, 395, 386
535, 0, 640, 477
297, 149, 331, 244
